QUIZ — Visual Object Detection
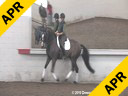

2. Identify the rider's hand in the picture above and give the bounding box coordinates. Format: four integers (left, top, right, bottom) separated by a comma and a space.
57, 32, 63, 36
56, 33, 60, 36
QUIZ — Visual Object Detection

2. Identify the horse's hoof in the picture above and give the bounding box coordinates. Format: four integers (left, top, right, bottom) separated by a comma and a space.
56, 79, 60, 82
41, 78, 44, 82
65, 79, 68, 82
73, 81, 78, 84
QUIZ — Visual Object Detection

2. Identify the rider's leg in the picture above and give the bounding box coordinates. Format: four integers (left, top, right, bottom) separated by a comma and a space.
59, 35, 66, 56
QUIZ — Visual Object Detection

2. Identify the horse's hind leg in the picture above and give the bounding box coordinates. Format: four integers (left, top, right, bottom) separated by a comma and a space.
69, 58, 79, 84
51, 58, 60, 82
41, 57, 51, 82
74, 62, 79, 84
65, 58, 75, 82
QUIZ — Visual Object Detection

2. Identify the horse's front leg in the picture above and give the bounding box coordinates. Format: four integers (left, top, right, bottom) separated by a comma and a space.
51, 58, 60, 82
41, 56, 51, 82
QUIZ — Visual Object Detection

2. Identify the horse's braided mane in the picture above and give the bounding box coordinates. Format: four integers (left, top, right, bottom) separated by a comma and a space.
46, 27, 56, 37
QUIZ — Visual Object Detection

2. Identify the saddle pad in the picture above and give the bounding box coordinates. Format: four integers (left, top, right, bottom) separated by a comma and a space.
64, 38, 71, 50
57, 36, 71, 50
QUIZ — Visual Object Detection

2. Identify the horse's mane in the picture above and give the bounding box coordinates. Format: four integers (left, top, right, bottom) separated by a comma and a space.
46, 27, 56, 38
46, 27, 56, 42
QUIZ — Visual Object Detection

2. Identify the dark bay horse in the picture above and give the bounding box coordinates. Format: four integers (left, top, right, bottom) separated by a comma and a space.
41, 27, 95, 83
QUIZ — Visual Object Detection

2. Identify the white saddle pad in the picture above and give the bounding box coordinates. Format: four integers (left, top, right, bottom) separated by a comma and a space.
64, 38, 71, 50
57, 36, 71, 50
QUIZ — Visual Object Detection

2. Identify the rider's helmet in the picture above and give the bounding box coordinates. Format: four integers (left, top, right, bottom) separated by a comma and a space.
60, 13, 65, 19
54, 13, 59, 19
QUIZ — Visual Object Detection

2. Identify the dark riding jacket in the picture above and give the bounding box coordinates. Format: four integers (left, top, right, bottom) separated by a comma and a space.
53, 20, 59, 32
57, 20, 65, 33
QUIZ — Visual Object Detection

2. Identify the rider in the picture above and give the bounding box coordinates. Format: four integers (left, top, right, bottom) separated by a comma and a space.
53, 13, 59, 32
55, 13, 67, 56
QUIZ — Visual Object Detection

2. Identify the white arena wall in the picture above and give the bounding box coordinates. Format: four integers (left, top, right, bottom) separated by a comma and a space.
0, 0, 128, 83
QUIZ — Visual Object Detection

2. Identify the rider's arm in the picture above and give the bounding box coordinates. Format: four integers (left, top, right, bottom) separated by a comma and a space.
58, 23, 66, 35
57, 22, 65, 35
57, 22, 63, 32
55, 32, 62, 36
58, 32, 63, 35
54, 20, 59, 32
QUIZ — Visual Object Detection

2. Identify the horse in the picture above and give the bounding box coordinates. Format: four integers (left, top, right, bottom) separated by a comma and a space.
41, 27, 95, 83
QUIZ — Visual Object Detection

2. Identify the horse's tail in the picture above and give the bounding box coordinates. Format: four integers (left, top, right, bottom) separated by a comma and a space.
81, 44, 95, 73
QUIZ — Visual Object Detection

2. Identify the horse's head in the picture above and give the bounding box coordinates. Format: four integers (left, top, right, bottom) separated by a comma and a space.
41, 27, 55, 46
41, 29, 48, 44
